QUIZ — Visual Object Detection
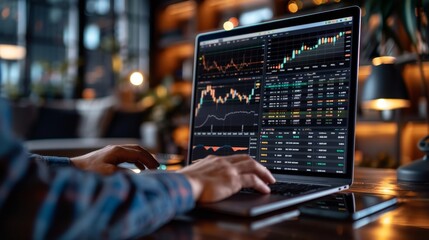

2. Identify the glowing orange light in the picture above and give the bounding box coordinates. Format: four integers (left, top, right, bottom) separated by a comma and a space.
362, 99, 410, 110
288, 1, 299, 13
82, 88, 96, 99
229, 17, 239, 27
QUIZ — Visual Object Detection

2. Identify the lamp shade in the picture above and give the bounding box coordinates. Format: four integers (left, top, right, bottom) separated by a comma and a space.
362, 57, 410, 110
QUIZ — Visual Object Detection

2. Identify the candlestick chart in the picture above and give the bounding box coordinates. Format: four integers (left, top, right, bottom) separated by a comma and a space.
267, 28, 352, 72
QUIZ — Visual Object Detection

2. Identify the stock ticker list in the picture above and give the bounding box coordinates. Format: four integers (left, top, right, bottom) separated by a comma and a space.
192, 21, 353, 174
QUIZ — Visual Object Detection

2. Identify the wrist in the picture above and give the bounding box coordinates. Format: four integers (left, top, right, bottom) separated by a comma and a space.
70, 156, 85, 169
183, 174, 203, 201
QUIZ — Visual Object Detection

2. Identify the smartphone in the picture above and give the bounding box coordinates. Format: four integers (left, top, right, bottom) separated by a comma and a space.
299, 192, 397, 220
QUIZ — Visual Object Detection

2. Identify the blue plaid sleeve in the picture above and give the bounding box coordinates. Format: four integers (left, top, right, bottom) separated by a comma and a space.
30, 154, 71, 167
1, 147, 195, 239
1, 99, 195, 239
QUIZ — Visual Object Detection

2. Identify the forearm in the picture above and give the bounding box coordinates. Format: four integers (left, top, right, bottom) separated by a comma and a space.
3, 153, 194, 239
54, 170, 195, 239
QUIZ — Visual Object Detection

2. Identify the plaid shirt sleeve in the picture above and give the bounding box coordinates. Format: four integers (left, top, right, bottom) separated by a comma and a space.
30, 154, 72, 168
0, 142, 195, 239
0, 110, 195, 240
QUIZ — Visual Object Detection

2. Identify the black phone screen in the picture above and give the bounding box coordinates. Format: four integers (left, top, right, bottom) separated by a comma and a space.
299, 192, 397, 220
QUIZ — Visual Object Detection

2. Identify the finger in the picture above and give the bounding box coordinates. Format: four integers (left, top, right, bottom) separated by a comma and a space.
134, 160, 147, 171
234, 159, 276, 184
111, 146, 160, 169
191, 159, 200, 164
119, 145, 160, 169
240, 174, 271, 194
224, 154, 253, 163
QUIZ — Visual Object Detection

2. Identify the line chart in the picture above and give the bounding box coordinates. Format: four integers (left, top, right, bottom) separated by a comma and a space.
194, 110, 256, 129
193, 80, 261, 133
198, 41, 264, 78
201, 54, 262, 74
194, 145, 249, 152
191, 136, 251, 160
195, 83, 259, 116
192, 144, 250, 159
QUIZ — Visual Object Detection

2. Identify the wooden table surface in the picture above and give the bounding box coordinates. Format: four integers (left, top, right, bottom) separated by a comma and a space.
145, 167, 429, 240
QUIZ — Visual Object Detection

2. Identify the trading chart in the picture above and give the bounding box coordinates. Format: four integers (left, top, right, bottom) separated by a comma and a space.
197, 38, 265, 79
190, 16, 356, 174
267, 28, 352, 72
194, 79, 260, 131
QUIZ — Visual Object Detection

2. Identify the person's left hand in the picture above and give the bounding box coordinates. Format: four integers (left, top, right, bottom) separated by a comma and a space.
70, 145, 159, 175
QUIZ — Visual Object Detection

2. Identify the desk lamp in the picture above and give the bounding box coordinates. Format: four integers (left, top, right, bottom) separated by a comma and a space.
362, 56, 410, 110
398, 136, 429, 183
362, 56, 429, 183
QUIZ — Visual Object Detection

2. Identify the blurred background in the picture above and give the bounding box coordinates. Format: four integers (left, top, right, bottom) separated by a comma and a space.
1, 0, 429, 169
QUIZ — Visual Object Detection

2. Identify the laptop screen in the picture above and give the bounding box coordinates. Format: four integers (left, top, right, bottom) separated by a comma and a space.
189, 7, 360, 179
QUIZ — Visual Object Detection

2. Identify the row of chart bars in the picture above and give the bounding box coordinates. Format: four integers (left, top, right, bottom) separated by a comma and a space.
275, 31, 345, 70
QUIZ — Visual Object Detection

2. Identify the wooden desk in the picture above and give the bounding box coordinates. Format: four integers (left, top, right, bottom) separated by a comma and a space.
146, 167, 429, 239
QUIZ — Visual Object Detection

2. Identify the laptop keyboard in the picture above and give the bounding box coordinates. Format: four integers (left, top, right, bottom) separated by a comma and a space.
241, 182, 326, 197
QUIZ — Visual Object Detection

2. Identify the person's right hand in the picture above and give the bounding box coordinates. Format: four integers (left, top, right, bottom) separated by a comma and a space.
178, 154, 275, 203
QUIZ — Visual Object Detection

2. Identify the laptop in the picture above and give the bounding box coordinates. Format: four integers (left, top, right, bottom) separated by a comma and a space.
187, 6, 361, 216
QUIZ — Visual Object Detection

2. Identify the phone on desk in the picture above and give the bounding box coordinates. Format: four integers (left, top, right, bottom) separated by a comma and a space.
299, 192, 397, 220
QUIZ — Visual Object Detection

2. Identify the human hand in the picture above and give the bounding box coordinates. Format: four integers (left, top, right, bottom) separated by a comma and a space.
70, 145, 159, 175
178, 154, 275, 203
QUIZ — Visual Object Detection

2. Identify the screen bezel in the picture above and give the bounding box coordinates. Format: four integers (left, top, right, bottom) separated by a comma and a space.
188, 6, 361, 180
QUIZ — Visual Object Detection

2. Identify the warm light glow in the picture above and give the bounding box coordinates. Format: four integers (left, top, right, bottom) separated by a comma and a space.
229, 17, 239, 27
378, 179, 397, 195
372, 56, 396, 66
380, 215, 393, 225
356, 122, 397, 137
172, 125, 190, 148
362, 98, 411, 110
166, 0, 196, 16
334, 0, 341, 2
2, 7, 10, 19
156, 85, 168, 98
0, 44, 26, 60
313, 0, 323, 5
112, 54, 122, 72
223, 21, 234, 31
140, 95, 156, 108
208, 0, 231, 7
130, 72, 144, 86
207, 0, 266, 8
288, 1, 299, 13
82, 88, 96, 99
